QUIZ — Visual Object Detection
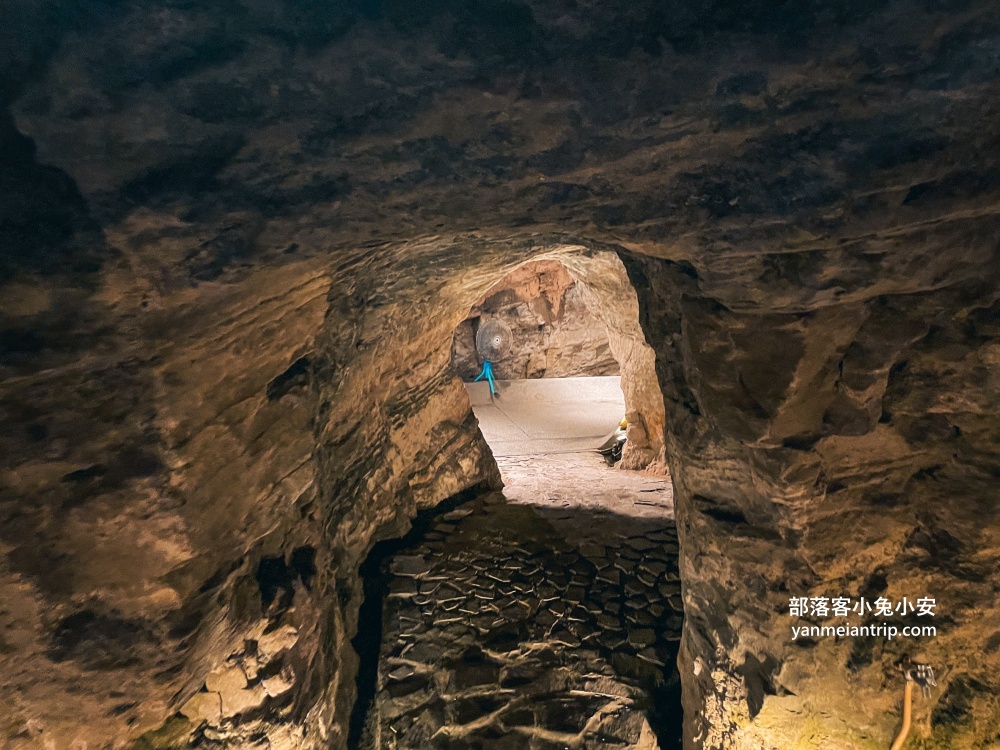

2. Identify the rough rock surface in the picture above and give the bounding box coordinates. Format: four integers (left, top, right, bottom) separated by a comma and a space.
1, 1, 999, 749
451, 259, 620, 380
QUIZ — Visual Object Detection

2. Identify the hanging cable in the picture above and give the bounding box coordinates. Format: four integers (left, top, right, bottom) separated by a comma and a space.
890, 662, 935, 750
889, 675, 913, 750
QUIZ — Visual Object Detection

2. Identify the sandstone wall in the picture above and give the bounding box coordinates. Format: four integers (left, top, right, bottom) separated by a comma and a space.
1, 1, 1000, 749
0, 231, 659, 750
623, 250, 1000, 749
451, 260, 620, 381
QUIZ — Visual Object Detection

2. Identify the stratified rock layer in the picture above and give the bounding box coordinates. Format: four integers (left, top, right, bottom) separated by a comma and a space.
451, 259, 620, 380
0, 1, 999, 749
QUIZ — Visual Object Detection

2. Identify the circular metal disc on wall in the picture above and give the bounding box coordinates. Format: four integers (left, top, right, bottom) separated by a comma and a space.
476, 319, 513, 361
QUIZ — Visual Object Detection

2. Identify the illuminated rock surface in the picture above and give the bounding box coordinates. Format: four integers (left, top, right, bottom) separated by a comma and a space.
452, 260, 620, 380
0, 1, 999, 749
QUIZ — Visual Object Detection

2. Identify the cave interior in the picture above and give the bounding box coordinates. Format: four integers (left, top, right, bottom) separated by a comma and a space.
1, 1, 999, 750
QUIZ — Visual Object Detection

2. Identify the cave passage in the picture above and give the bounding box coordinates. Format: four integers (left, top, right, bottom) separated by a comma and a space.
6, 3, 1000, 748
355, 456, 683, 750
351, 257, 682, 749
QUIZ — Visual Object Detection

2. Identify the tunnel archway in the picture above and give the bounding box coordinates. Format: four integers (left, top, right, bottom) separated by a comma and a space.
452, 252, 666, 470
340, 243, 684, 750
45, 216, 996, 750
5, 2, 1000, 747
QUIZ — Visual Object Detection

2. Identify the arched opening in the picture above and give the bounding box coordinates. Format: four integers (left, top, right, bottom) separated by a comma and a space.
350, 248, 683, 749
456, 258, 627, 460
7, 3, 1000, 748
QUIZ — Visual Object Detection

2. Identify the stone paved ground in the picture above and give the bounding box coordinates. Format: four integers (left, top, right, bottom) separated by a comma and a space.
364, 454, 681, 750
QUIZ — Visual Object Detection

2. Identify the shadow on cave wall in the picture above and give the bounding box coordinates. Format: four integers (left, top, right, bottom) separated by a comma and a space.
0, 107, 119, 377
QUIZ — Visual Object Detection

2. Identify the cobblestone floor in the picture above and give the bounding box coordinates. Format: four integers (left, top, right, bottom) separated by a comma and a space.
360, 454, 681, 750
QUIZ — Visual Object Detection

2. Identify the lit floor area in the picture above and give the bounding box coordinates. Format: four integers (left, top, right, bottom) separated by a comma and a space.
466, 376, 626, 456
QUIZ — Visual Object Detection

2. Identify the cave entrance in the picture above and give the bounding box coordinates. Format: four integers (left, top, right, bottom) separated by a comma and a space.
354, 253, 683, 749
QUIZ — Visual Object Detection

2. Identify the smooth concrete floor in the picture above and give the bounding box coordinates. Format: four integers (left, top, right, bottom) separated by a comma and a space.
466, 375, 625, 456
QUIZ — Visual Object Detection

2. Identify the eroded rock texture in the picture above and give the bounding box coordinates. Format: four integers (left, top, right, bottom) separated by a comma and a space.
1, 0, 999, 748
451, 259, 620, 381
627, 253, 1000, 749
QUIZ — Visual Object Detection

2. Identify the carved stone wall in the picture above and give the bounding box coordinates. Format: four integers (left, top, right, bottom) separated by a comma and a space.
1, 1, 999, 748
451, 259, 619, 380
